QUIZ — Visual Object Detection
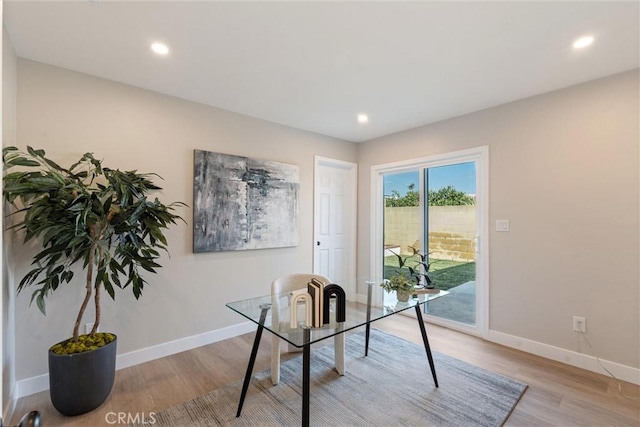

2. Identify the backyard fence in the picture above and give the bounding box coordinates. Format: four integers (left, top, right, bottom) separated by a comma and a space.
384, 206, 476, 261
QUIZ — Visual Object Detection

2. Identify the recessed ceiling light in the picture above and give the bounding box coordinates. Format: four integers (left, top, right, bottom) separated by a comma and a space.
358, 114, 369, 124
151, 42, 170, 55
573, 36, 594, 49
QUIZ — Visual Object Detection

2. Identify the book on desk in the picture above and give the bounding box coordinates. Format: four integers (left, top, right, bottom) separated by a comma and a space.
290, 279, 346, 328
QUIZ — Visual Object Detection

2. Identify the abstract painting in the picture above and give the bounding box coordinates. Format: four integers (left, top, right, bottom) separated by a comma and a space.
193, 150, 299, 252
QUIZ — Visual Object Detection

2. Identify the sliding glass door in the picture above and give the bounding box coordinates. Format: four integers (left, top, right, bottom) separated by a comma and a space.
375, 147, 487, 335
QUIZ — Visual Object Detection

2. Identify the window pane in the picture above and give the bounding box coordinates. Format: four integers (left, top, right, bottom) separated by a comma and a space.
425, 162, 477, 326
383, 171, 420, 306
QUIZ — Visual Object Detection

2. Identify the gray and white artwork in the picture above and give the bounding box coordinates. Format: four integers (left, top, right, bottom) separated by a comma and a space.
193, 150, 299, 252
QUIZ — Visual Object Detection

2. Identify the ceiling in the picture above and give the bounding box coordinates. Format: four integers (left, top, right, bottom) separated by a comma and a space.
4, 1, 639, 142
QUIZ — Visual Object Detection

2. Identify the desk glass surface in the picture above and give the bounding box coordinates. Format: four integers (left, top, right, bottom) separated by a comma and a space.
226, 290, 440, 348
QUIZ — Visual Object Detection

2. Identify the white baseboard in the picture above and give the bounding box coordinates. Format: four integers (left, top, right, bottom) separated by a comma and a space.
116, 321, 255, 370
15, 321, 255, 399
488, 329, 640, 385
15, 373, 48, 400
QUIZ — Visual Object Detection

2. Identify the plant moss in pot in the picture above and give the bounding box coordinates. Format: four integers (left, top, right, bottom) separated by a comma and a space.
3, 146, 185, 416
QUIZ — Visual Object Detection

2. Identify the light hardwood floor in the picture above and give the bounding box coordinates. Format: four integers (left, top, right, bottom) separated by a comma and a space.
10, 315, 640, 426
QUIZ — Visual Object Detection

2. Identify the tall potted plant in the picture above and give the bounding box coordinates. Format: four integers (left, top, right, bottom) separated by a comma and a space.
3, 146, 185, 415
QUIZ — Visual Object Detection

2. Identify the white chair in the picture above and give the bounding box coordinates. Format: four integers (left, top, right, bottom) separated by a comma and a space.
270, 273, 345, 385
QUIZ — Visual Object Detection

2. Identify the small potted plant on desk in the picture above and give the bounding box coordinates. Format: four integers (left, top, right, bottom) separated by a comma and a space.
3, 146, 185, 416
380, 273, 415, 303
382, 246, 438, 301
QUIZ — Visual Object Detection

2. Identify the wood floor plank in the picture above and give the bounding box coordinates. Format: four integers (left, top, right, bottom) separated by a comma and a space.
9, 315, 639, 426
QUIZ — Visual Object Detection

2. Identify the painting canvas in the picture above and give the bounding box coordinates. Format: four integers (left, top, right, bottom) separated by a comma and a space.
193, 150, 299, 252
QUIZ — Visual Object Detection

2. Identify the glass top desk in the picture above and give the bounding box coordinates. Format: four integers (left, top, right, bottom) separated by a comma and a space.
226, 281, 440, 427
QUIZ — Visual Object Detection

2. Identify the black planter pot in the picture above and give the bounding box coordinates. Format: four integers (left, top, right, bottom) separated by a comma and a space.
48, 335, 117, 416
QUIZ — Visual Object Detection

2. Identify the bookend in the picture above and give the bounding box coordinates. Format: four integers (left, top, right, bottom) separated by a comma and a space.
323, 284, 346, 324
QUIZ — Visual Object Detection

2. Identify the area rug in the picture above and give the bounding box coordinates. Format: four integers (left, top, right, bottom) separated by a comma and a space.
142, 330, 527, 426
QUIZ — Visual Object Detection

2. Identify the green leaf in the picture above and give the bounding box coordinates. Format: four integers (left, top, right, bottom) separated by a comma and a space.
147, 224, 167, 246
103, 273, 115, 299
2, 146, 18, 153
36, 292, 46, 315
139, 260, 157, 273
132, 275, 143, 299
61, 270, 75, 283
95, 264, 107, 287
109, 258, 126, 276
7, 158, 40, 167
43, 158, 64, 172
110, 269, 122, 288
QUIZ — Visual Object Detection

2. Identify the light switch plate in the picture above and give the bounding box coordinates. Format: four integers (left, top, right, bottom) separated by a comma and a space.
496, 219, 510, 232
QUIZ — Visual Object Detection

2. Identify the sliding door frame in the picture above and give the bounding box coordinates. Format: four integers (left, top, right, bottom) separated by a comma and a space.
370, 146, 489, 337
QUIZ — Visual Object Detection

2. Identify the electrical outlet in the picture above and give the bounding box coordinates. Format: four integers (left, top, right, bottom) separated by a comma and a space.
573, 316, 586, 333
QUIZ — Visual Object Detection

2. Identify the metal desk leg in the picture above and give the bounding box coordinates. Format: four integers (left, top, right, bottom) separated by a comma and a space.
302, 327, 311, 427
365, 281, 373, 356
236, 305, 271, 417
414, 304, 439, 387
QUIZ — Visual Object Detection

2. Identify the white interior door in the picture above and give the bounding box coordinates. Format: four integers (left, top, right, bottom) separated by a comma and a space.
314, 157, 357, 296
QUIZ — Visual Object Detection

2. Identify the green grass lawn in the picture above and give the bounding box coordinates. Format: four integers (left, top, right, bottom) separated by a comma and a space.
384, 255, 475, 291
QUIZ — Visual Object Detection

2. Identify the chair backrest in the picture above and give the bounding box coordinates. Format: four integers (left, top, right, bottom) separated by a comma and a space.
271, 273, 331, 295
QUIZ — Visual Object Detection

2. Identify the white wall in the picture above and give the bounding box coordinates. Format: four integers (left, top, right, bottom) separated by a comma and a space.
2, 22, 18, 419
358, 70, 640, 371
11, 59, 357, 384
